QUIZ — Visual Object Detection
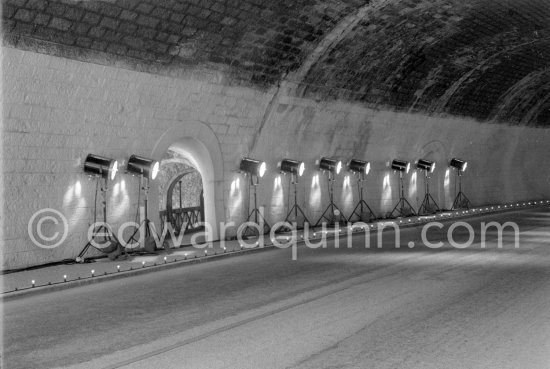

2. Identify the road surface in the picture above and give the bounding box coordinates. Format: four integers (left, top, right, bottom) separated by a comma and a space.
3, 208, 550, 368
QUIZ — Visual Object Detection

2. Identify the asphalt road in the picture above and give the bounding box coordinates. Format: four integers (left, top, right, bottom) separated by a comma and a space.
3, 208, 550, 369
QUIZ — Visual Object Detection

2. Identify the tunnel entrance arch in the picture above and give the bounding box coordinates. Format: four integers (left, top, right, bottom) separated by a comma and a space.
150, 123, 225, 242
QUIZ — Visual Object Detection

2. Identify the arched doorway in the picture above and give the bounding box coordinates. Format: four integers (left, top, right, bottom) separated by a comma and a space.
150, 124, 225, 242
157, 151, 204, 236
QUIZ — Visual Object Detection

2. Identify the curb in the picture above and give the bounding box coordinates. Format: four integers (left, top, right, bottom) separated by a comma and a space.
3, 202, 548, 300
2, 245, 276, 301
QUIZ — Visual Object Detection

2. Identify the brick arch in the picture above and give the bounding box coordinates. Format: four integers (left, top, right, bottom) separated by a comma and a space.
296, 0, 550, 124
4, 0, 550, 125
149, 122, 224, 241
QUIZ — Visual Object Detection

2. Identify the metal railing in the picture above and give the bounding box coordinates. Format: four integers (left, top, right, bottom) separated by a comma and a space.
160, 206, 204, 235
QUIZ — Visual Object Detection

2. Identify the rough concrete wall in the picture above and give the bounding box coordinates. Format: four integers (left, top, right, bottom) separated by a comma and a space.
3, 46, 550, 270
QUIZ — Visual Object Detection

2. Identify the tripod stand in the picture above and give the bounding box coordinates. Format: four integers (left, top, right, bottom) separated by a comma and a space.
126, 176, 159, 250
242, 177, 271, 238
347, 175, 376, 222
77, 177, 122, 262
451, 170, 471, 210
315, 172, 344, 227
276, 174, 310, 232
389, 171, 417, 218
418, 170, 440, 215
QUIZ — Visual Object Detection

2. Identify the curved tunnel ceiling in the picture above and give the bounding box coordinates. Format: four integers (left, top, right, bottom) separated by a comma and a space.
3, 0, 550, 125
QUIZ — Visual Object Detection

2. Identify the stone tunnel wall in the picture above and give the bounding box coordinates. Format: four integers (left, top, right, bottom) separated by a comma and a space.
3, 0, 550, 125
2, 46, 550, 270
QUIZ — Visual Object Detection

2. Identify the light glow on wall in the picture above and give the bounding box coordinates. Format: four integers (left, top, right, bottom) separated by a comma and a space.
229, 176, 242, 219
271, 175, 284, 217
444, 168, 451, 206
113, 181, 120, 197
74, 180, 82, 197
63, 180, 87, 224
309, 174, 321, 211
343, 175, 350, 188
381, 173, 392, 211
409, 171, 417, 204
342, 175, 353, 208
110, 178, 129, 218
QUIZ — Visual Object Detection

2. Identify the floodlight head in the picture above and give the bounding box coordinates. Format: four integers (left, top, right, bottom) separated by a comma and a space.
240, 157, 266, 177
127, 155, 160, 180
83, 154, 118, 180
318, 157, 342, 174
416, 159, 436, 173
391, 159, 410, 173
450, 158, 468, 172
348, 159, 371, 175
279, 159, 305, 176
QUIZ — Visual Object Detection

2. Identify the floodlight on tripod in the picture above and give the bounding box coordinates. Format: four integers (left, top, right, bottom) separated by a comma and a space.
77, 154, 121, 262
450, 158, 468, 172
240, 157, 270, 237
389, 159, 417, 218
416, 158, 440, 215
391, 159, 411, 173
127, 155, 160, 180
125, 155, 160, 250
83, 154, 119, 180
318, 157, 342, 178
450, 158, 471, 210
276, 159, 309, 231
315, 157, 345, 227
347, 159, 376, 222
279, 159, 305, 179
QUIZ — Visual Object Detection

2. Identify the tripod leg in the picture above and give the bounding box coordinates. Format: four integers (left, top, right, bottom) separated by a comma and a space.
315, 204, 329, 227
402, 198, 417, 216
390, 198, 403, 218
243, 208, 271, 237
452, 192, 470, 210
78, 177, 123, 261
126, 223, 142, 246
428, 193, 440, 212
362, 201, 377, 221
390, 198, 416, 218
390, 171, 417, 218
316, 203, 346, 227
295, 204, 310, 226
258, 211, 271, 233
348, 201, 364, 222
419, 193, 439, 215
461, 192, 471, 208
348, 200, 376, 222
278, 204, 310, 232
333, 203, 345, 225
77, 242, 92, 260
418, 194, 429, 214
77, 224, 120, 262
124, 220, 155, 248
452, 191, 471, 210
314, 204, 332, 227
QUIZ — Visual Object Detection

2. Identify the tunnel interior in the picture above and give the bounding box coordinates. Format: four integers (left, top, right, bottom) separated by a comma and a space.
2, 0, 550, 269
